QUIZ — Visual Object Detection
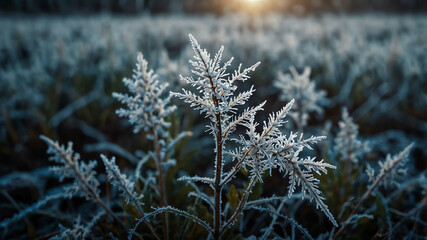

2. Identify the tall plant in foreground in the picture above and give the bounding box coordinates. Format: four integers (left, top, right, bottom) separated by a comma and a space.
166, 34, 337, 239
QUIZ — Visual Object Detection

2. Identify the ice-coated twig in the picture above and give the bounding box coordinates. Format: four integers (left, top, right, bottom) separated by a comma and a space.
113, 52, 191, 239
334, 143, 414, 239
39, 135, 125, 229
334, 108, 369, 166
173, 34, 336, 239
247, 205, 314, 240
101, 155, 143, 210
101, 155, 159, 240
50, 211, 105, 240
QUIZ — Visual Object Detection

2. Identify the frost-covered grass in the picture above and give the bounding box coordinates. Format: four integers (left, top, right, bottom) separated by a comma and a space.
0, 13, 426, 239
0, 14, 426, 147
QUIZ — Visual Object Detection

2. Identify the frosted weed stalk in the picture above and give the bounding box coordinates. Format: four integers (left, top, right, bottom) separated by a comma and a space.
165, 34, 337, 239
113, 52, 190, 239
333, 143, 414, 239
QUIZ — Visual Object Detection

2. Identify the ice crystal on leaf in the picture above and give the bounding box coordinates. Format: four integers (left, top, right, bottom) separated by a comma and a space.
172, 34, 261, 129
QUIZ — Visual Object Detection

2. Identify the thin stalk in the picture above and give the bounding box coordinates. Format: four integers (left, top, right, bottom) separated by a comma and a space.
92, 193, 127, 230
153, 131, 169, 240
213, 110, 224, 240
128, 190, 160, 240
220, 148, 251, 187
50, 139, 129, 233
221, 174, 258, 235
343, 130, 354, 182
260, 196, 287, 239
197, 49, 224, 239
105, 157, 160, 240
211, 87, 224, 240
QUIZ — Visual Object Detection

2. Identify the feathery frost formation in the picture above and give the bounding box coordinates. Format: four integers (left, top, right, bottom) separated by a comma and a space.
171, 34, 337, 239
275, 66, 326, 131
50, 212, 104, 240
40, 135, 100, 200
334, 108, 370, 164
366, 143, 414, 188
101, 155, 142, 206
0, 136, 125, 234
114, 52, 190, 240
113, 52, 176, 136
333, 143, 415, 239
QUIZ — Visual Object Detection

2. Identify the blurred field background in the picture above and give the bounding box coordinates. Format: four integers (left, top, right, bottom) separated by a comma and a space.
0, 0, 426, 239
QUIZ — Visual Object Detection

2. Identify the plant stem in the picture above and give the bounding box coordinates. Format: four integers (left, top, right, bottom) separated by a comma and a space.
107, 158, 160, 240
153, 131, 169, 240
59, 145, 127, 231
92, 193, 127, 230
207, 74, 224, 240
221, 174, 258, 235
214, 111, 224, 240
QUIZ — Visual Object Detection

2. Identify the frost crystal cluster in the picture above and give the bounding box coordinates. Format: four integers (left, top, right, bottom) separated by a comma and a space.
275, 66, 326, 131
113, 52, 176, 136
334, 108, 370, 164
366, 143, 413, 188
40, 135, 100, 200
101, 155, 142, 206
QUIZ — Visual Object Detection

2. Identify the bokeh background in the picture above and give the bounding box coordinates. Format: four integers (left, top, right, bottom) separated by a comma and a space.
1, 0, 427, 14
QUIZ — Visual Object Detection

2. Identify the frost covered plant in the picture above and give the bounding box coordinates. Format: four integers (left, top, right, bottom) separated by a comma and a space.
365, 143, 414, 190
50, 212, 104, 240
102, 155, 142, 207
113, 52, 176, 136
158, 50, 190, 89
334, 108, 369, 164
165, 34, 337, 239
334, 143, 414, 239
334, 108, 370, 179
101, 155, 159, 239
39, 136, 124, 227
113, 52, 190, 239
0, 136, 124, 234
40, 136, 100, 200
275, 66, 326, 132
